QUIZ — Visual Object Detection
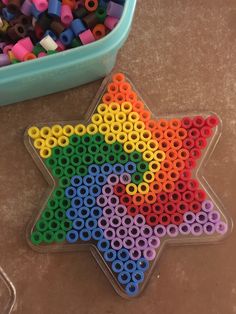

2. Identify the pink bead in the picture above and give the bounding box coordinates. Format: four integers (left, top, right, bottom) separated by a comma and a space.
104, 16, 119, 30
2, 0, 8, 5
61, 4, 73, 26
3, 44, 13, 54
18, 37, 33, 52
38, 52, 47, 58
143, 247, 156, 261
32, 0, 48, 12
12, 43, 28, 61
56, 40, 65, 51
79, 29, 95, 45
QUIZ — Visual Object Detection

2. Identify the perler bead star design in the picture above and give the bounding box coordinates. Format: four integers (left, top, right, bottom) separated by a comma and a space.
26, 73, 230, 297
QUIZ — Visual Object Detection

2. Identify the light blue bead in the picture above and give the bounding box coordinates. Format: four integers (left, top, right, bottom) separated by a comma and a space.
71, 18, 86, 36
118, 271, 131, 285
97, 239, 110, 252
66, 230, 79, 243
104, 249, 117, 262
91, 228, 104, 241
80, 228, 91, 241
125, 282, 139, 296
112, 259, 124, 273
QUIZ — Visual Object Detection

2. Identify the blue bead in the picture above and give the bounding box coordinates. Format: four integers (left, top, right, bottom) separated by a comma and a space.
97, 238, 110, 252
95, 174, 107, 186
124, 162, 136, 174
89, 184, 101, 197
30, 4, 42, 19
77, 206, 90, 219
101, 163, 113, 175
65, 186, 77, 198
2, 7, 16, 20
71, 18, 86, 36
91, 228, 104, 241
80, 228, 91, 241
66, 207, 78, 220
90, 206, 102, 219
124, 260, 136, 273
136, 258, 149, 272
66, 230, 79, 243
88, 164, 100, 176
112, 260, 124, 273
113, 163, 124, 175
117, 248, 130, 262
48, 0, 61, 17
71, 175, 82, 187
104, 249, 117, 262
85, 218, 97, 230
131, 270, 144, 283
99, 0, 108, 8
118, 271, 131, 285
73, 218, 85, 230
83, 174, 95, 186
59, 28, 74, 46
84, 196, 95, 208
77, 185, 89, 198
44, 30, 57, 41
125, 282, 139, 296
71, 196, 83, 208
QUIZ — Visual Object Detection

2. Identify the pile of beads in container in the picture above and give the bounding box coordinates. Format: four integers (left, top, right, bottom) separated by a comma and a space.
0, 0, 124, 66
27, 73, 228, 297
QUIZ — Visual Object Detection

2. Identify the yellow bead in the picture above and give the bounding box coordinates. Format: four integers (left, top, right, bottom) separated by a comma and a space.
135, 141, 147, 153
40, 147, 51, 158
123, 121, 133, 133
116, 132, 128, 144
8, 51, 15, 62
110, 122, 122, 134
143, 150, 154, 162
149, 161, 161, 173
153, 150, 166, 162
51, 125, 63, 137
123, 141, 136, 153
97, 103, 109, 115
115, 112, 126, 123
58, 136, 69, 147
40, 126, 52, 139
63, 125, 74, 137
138, 182, 149, 194
108, 102, 120, 114
140, 130, 152, 142
105, 133, 116, 144
28, 126, 40, 139
34, 138, 45, 149
91, 113, 103, 125
121, 101, 132, 114
98, 123, 110, 134
104, 113, 115, 124
87, 123, 98, 135
134, 121, 145, 132
128, 111, 140, 123
74, 124, 86, 136
45, 137, 58, 148
128, 131, 140, 143
143, 171, 155, 183
147, 139, 159, 151
126, 183, 138, 195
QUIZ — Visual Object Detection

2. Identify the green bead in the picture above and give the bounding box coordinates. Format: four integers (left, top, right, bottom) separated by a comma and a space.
53, 187, 65, 199
47, 50, 57, 55
100, 143, 111, 154
131, 172, 143, 184
48, 219, 60, 231
52, 166, 64, 178
33, 44, 45, 56
137, 161, 149, 173
43, 230, 55, 243
11, 59, 20, 64
70, 155, 82, 167
36, 219, 48, 232
76, 165, 88, 176
88, 144, 100, 154
64, 165, 76, 177
106, 153, 117, 165
47, 198, 59, 210
41, 209, 54, 221
92, 133, 104, 144
59, 198, 71, 210
60, 219, 73, 231
54, 230, 66, 243
69, 134, 81, 146
59, 176, 71, 188
82, 153, 94, 165
52, 147, 63, 158
94, 153, 106, 165
117, 152, 129, 164
111, 142, 123, 154
58, 155, 70, 167
130, 151, 142, 163
45, 156, 57, 168
81, 134, 92, 146
63, 145, 75, 157
70, 38, 82, 48
55, 209, 66, 220
31, 231, 43, 245
96, 7, 107, 23
75, 145, 87, 155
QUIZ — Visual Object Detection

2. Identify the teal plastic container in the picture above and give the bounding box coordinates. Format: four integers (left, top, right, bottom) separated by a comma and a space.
0, 1, 137, 106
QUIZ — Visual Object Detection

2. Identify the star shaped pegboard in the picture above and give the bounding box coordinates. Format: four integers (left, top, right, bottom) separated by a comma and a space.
25, 72, 232, 298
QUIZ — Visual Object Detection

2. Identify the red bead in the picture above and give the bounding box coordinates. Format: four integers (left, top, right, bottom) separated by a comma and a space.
168, 191, 182, 202
164, 202, 177, 214
113, 184, 126, 196
190, 148, 201, 159
183, 138, 195, 150
179, 169, 191, 181
152, 203, 164, 215
206, 115, 219, 128
139, 203, 152, 216
189, 201, 201, 213
181, 117, 192, 129
120, 194, 132, 206
200, 126, 212, 138
192, 116, 205, 128
188, 128, 200, 140
156, 192, 168, 204
159, 213, 171, 225
186, 179, 199, 191
195, 137, 207, 149
146, 214, 159, 226
185, 158, 196, 169
170, 213, 184, 225
175, 180, 187, 193
127, 205, 139, 217
176, 201, 189, 214
194, 189, 206, 202
182, 190, 195, 203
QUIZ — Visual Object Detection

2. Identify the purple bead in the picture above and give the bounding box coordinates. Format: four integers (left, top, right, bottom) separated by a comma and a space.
0, 43, 6, 50
102, 184, 113, 196
166, 224, 179, 237
111, 237, 123, 250
122, 215, 134, 228
110, 215, 122, 228
107, 1, 124, 19
129, 247, 142, 261
195, 211, 208, 224
108, 195, 119, 207
133, 214, 145, 227
96, 195, 108, 207
135, 237, 148, 250
183, 211, 196, 224
98, 217, 109, 229
148, 236, 160, 249
123, 236, 135, 249
208, 210, 221, 223
215, 221, 228, 235
154, 225, 167, 237
115, 204, 127, 217
140, 225, 153, 238
191, 223, 203, 236
128, 225, 140, 238
0, 54, 10, 67
203, 222, 215, 235
202, 200, 214, 212
104, 228, 116, 240
107, 174, 119, 186
103, 206, 115, 218
120, 172, 131, 185
179, 223, 191, 235
143, 247, 156, 261
116, 226, 128, 239
21, 0, 32, 15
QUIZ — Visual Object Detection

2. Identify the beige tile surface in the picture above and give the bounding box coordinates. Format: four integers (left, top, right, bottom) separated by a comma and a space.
0, 0, 236, 313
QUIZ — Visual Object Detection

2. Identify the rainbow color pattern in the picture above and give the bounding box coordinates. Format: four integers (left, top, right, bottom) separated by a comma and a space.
27, 73, 228, 297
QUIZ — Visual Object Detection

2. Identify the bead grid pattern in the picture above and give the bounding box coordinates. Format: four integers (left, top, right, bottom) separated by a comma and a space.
27, 72, 228, 297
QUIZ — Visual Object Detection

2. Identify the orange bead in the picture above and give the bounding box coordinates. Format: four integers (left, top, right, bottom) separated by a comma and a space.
155, 170, 167, 182
132, 193, 145, 205
23, 52, 36, 61
132, 101, 144, 112
112, 72, 125, 84
156, 119, 169, 130
175, 128, 188, 140
107, 82, 119, 94
92, 24, 106, 40
161, 159, 173, 171
173, 159, 185, 171
164, 129, 176, 140
139, 110, 151, 122
62, 0, 75, 9
165, 148, 178, 161
114, 92, 126, 104
150, 181, 163, 193
125, 91, 137, 103
145, 192, 157, 204
177, 148, 190, 160
167, 170, 180, 181
85, 0, 98, 11
119, 82, 132, 94
169, 118, 181, 130
152, 129, 163, 141
162, 180, 175, 192
158, 139, 170, 151
145, 120, 157, 131
170, 138, 182, 150
102, 92, 114, 104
